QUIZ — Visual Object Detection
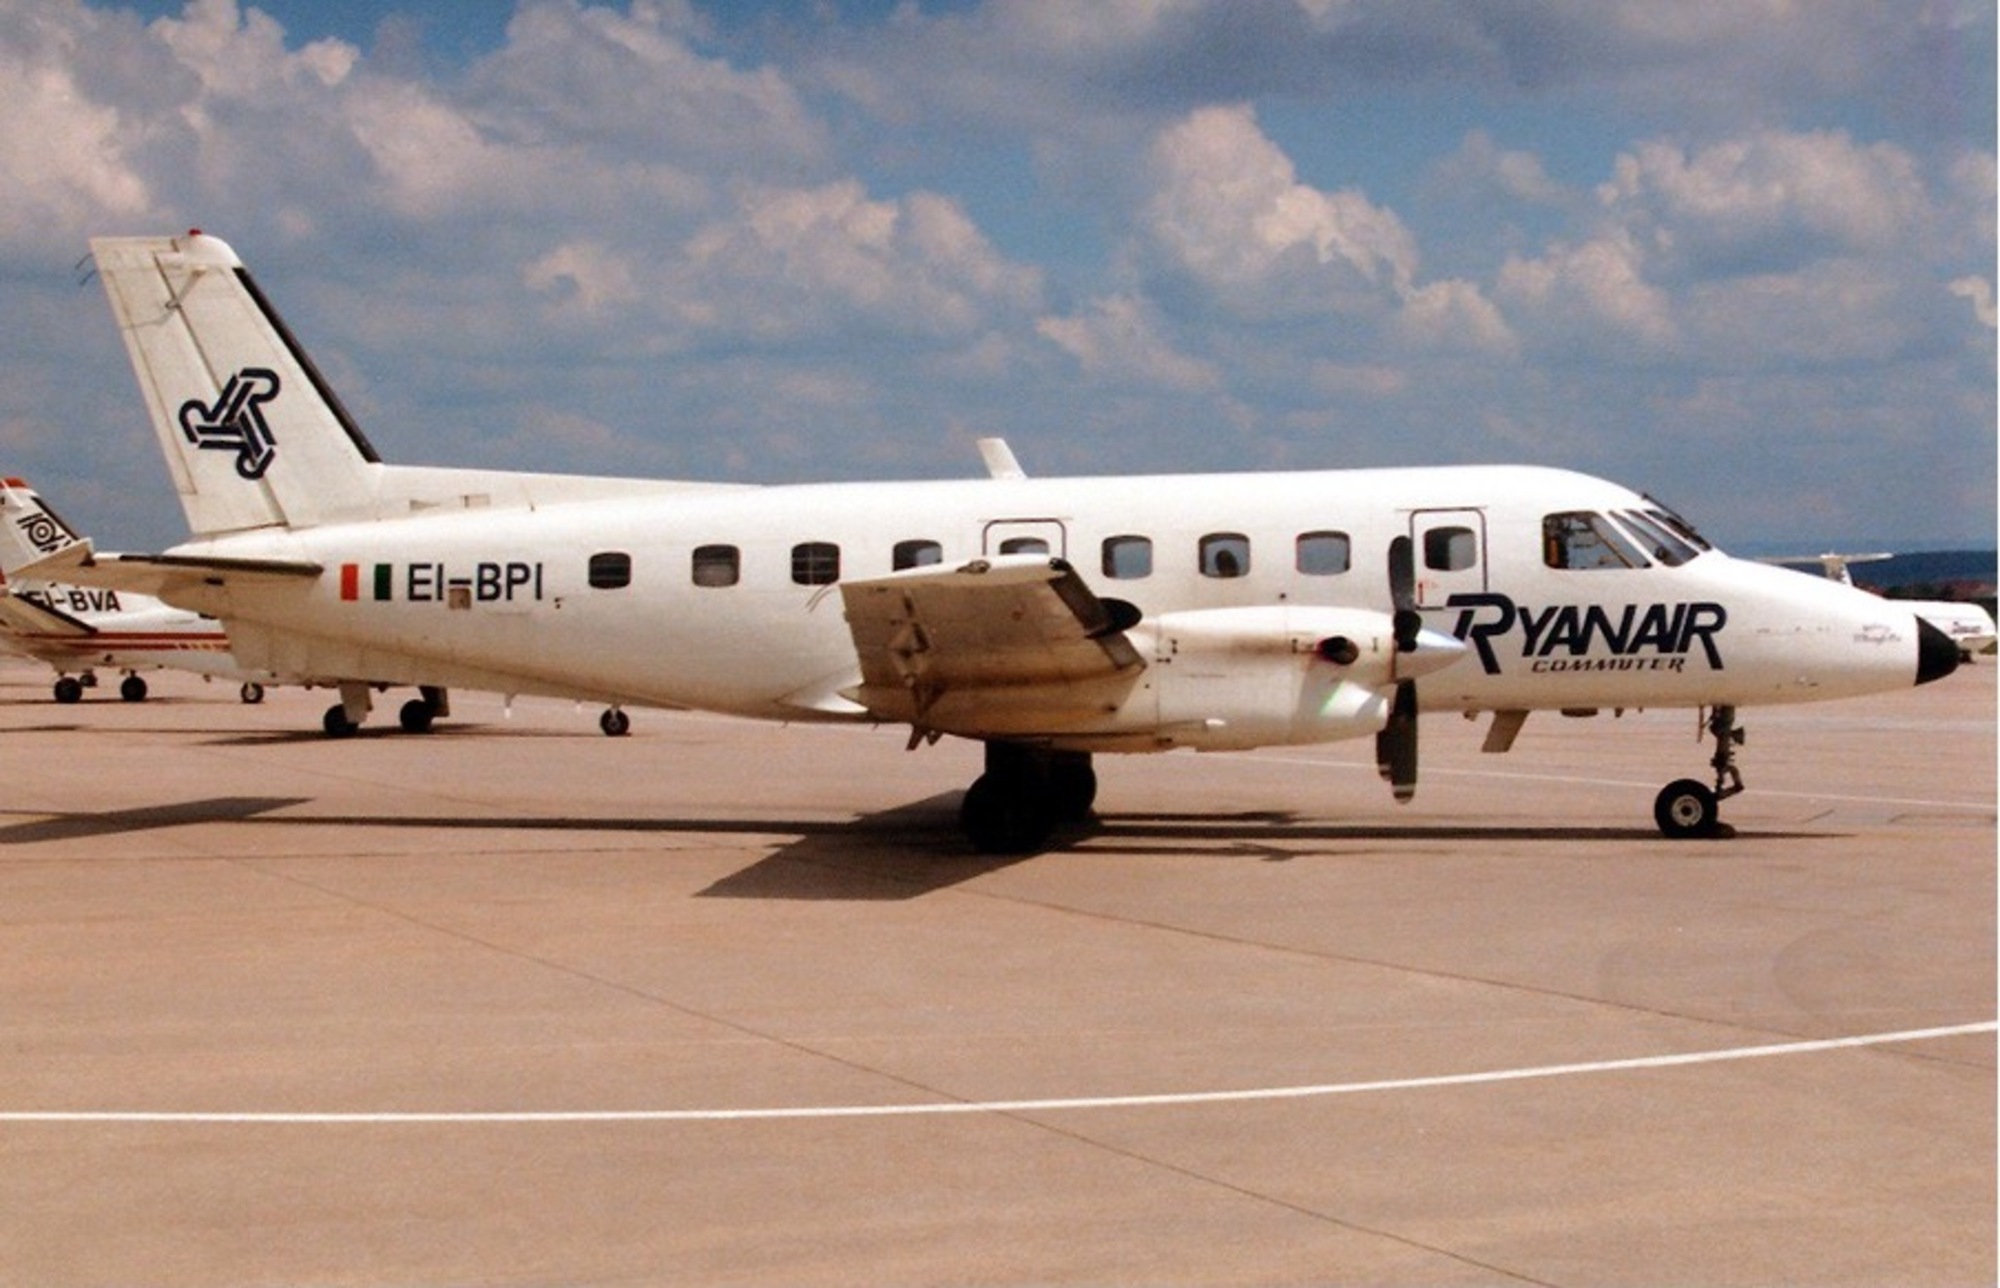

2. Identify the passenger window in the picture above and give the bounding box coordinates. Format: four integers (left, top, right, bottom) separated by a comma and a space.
999, 536, 1050, 555
893, 540, 943, 571
1423, 526, 1477, 572
1295, 531, 1350, 576
791, 541, 840, 586
1102, 535, 1152, 580
1543, 513, 1647, 570
692, 544, 739, 587
588, 551, 632, 589
1199, 533, 1250, 578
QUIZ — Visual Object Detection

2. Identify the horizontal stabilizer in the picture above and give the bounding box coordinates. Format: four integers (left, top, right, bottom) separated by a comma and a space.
15, 546, 322, 601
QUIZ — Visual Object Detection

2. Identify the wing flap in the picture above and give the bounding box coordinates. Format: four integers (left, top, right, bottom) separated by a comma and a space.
839, 554, 1145, 733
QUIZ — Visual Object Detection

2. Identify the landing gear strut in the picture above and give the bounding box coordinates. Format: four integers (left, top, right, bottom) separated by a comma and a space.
960, 745, 1097, 854
1653, 705, 1745, 839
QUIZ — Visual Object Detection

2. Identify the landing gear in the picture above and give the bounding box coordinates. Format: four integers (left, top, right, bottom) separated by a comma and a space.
53, 676, 84, 704
322, 703, 360, 738
119, 674, 148, 702
239, 682, 265, 704
599, 707, 630, 737
1653, 705, 1745, 839
960, 745, 1097, 854
398, 685, 449, 733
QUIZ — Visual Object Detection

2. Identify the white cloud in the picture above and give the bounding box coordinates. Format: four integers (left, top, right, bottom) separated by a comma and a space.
1035, 294, 1220, 392
1599, 130, 1930, 274
667, 181, 1044, 345
1498, 232, 1678, 356
1141, 104, 1417, 318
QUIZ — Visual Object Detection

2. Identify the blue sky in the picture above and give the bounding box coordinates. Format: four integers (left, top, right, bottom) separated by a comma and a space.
3, 0, 1993, 552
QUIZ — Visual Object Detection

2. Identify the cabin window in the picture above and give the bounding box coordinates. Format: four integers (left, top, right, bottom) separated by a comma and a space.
998, 536, 1050, 555
791, 541, 840, 586
692, 544, 740, 587
893, 539, 943, 571
1615, 510, 1699, 566
1543, 512, 1648, 571
1102, 534, 1152, 580
1423, 526, 1477, 572
588, 551, 632, 590
1295, 531, 1351, 576
1199, 532, 1250, 578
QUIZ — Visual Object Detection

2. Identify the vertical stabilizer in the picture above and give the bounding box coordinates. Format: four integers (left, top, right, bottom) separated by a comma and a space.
91, 231, 383, 537
0, 479, 90, 579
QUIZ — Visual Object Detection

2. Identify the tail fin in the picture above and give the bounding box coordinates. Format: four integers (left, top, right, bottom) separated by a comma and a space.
90, 231, 383, 537
0, 478, 91, 581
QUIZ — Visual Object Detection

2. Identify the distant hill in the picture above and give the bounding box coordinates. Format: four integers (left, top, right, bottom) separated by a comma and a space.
1764, 550, 1996, 593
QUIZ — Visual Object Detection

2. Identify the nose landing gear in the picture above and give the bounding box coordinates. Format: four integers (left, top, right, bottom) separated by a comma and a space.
1654, 705, 1744, 839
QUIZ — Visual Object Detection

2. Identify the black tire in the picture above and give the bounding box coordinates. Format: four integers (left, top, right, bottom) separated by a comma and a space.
239, 682, 265, 704
53, 676, 83, 704
1048, 751, 1097, 823
960, 773, 1054, 855
600, 707, 631, 737
1654, 778, 1719, 839
398, 698, 436, 734
119, 674, 148, 702
323, 703, 359, 738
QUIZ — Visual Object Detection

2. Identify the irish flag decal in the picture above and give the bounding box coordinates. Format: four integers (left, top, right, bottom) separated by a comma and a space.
339, 564, 393, 601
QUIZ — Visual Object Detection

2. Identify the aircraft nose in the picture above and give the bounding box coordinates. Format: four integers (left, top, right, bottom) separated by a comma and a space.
1915, 617, 1960, 686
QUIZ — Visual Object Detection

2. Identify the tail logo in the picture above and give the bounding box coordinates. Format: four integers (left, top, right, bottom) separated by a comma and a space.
13, 508, 76, 556
178, 368, 281, 480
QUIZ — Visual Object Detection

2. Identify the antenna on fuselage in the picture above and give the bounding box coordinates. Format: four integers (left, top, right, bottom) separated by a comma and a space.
977, 438, 1026, 480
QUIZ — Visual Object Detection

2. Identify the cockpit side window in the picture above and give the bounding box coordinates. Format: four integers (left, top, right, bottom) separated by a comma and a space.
1644, 506, 1712, 553
1614, 510, 1698, 567
1544, 512, 1649, 570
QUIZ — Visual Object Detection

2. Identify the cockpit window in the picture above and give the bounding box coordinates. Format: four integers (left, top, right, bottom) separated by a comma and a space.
1614, 510, 1699, 567
1640, 497, 1714, 553
1544, 512, 1649, 570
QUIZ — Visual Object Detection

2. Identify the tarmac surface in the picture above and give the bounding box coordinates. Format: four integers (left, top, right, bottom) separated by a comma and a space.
0, 658, 1990, 1285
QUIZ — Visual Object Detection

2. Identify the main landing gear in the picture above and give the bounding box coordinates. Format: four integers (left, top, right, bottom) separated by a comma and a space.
1653, 705, 1745, 839
960, 743, 1097, 854
322, 684, 450, 737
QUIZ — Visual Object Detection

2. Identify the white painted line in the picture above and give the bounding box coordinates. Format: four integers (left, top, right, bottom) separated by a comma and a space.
2, 1021, 1989, 1125
1234, 751, 1995, 812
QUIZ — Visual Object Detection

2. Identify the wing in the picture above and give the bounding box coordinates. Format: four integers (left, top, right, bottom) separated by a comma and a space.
839, 554, 1145, 738
0, 590, 93, 639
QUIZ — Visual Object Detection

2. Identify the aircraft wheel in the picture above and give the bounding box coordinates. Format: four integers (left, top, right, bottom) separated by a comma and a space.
1048, 751, 1097, 822
120, 675, 148, 702
322, 703, 360, 738
239, 682, 265, 704
53, 676, 83, 704
398, 697, 437, 734
960, 773, 1054, 855
1654, 778, 1719, 839
600, 707, 630, 737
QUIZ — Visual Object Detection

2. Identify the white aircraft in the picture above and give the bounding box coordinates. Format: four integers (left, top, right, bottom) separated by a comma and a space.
40, 230, 1963, 848
0, 477, 270, 704
1760, 553, 1995, 661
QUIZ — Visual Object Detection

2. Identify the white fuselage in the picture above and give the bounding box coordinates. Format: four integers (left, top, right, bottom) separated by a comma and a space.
155, 463, 1931, 747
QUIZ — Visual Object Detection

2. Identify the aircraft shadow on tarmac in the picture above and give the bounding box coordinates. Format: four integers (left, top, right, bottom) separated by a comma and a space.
0, 794, 1824, 899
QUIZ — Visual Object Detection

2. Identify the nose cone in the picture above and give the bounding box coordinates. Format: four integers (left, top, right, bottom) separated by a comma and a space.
1396, 627, 1469, 681
1915, 617, 1961, 685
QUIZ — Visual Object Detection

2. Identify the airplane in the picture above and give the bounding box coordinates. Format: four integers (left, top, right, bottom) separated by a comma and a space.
1759, 553, 1996, 661
37, 230, 1963, 850
0, 478, 271, 704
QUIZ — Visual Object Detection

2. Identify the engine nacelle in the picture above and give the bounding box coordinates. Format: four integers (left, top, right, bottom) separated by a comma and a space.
1121, 605, 1434, 751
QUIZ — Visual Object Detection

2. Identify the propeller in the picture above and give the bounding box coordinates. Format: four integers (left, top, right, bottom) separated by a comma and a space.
1376, 535, 1420, 802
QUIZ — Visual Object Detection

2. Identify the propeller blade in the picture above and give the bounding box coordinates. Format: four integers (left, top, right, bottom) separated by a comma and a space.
1387, 534, 1420, 653
1375, 680, 1419, 803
